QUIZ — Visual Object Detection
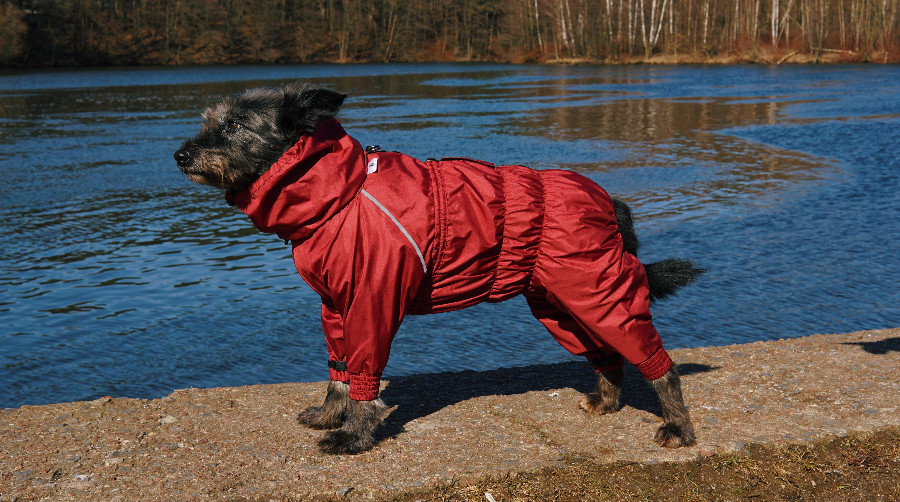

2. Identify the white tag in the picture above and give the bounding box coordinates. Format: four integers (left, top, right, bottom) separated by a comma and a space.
366, 157, 378, 174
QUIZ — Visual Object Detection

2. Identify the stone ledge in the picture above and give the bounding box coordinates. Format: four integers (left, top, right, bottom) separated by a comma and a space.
2, 328, 898, 500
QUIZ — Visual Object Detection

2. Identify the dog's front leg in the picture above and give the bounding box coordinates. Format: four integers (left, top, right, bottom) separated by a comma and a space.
297, 380, 350, 429
578, 367, 624, 414
318, 398, 387, 454
650, 368, 696, 447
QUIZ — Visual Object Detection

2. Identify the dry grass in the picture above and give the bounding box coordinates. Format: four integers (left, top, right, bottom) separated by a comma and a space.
386, 427, 900, 502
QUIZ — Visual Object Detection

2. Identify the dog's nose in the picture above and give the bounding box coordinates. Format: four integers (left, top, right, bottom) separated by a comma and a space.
174, 149, 192, 167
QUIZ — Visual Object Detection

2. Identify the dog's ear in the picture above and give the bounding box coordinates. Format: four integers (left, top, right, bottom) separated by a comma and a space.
281, 83, 347, 138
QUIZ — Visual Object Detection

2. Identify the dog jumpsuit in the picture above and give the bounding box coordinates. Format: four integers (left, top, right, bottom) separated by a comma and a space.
227, 120, 673, 401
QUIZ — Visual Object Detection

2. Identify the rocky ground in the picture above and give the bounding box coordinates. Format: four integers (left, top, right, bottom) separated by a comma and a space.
2, 328, 898, 501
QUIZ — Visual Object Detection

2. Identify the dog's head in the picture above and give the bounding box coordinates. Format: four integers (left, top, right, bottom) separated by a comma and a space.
174, 82, 346, 193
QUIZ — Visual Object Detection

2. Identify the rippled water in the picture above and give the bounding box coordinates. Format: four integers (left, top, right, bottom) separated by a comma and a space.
1, 64, 898, 408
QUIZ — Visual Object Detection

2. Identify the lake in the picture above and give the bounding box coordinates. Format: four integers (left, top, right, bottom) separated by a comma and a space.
1, 64, 898, 409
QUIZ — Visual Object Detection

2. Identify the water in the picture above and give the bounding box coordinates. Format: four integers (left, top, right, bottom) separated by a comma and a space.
1, 64, 898, 409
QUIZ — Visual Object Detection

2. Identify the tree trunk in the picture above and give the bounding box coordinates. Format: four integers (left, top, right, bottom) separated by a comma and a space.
703, 0, 710, 48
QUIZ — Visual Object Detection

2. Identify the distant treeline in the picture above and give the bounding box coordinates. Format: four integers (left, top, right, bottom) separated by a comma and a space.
1, 0, 897, 66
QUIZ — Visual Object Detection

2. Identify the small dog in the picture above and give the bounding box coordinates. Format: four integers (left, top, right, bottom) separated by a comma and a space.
175, 81, 704, 454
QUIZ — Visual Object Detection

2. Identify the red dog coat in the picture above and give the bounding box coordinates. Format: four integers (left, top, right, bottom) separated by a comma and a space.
227, 120, 672, 401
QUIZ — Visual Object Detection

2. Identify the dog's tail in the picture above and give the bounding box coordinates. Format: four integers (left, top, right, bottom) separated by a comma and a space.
612, 198, 705, 302
644, 259, 705, 302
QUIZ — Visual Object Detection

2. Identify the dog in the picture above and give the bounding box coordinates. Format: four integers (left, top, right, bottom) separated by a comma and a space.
174, 81, 704, 454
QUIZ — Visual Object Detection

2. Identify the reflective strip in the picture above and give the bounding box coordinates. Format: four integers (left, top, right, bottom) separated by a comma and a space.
360, 189, 428, 273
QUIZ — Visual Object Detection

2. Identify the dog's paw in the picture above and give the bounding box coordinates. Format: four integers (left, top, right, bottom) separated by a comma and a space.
654, 423, 696, 448
578, 392, 619, 415
318, 429, 375, 455
297, 406, 344, 430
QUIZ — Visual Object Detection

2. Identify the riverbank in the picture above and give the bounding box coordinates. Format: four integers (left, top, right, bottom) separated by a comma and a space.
4, 48, 897, 69
2, 328, 898, 500
535, 46, 894, 65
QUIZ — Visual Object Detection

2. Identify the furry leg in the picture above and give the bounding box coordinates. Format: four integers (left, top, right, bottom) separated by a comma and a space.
650, 368, 696, 447
318, 398, 387, 454
297, 380, 350, 430
578, 367, 624, 414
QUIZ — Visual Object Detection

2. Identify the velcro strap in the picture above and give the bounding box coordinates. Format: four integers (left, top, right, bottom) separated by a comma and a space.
328, 360, 347, 372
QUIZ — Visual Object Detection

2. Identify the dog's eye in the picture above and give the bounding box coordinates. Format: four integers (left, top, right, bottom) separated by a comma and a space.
226, 120, 242, 131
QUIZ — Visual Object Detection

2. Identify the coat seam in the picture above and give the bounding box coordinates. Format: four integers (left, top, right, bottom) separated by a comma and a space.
487, 168, 507, 298
428, 161, 449, 278
529, 170, 548, 293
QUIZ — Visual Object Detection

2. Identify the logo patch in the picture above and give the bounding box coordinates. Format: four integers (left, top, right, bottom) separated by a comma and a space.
366, 157, 379, 174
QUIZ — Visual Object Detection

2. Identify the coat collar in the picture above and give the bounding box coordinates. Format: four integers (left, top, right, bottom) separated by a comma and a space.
225, 119, 366, 242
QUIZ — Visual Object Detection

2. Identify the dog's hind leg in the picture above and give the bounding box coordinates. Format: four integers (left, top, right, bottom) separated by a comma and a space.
297, 380, 350, 430
578, 367, 624, 414
318, 398, 387, 454
650, 368, 696, 447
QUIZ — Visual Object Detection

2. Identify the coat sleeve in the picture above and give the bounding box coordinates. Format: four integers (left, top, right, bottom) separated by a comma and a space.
321, 300, 350, 383
291, 249, 352, 384
318, 197, 428, 401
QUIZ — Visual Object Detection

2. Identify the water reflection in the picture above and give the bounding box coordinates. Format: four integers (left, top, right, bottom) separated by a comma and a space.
1, 64, 898, 408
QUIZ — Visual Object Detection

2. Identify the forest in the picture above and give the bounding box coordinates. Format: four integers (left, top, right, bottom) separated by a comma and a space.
0, 0, 897, 66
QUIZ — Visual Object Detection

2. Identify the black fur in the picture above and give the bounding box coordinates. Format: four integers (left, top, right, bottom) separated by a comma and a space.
578, 367, 624, 414
613, 197, 705, 302
580, 367, 696, 447
650, 369, 696, 447
645, 259, 707, 301
296, 380, 350, 429
175, 81, 704, 455
174, 82, 345, 193
613, 198, 640, 256
317, 398, 387, 455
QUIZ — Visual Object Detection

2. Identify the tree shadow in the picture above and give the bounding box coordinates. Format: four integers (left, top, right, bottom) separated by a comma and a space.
376, 360, 717, 442
842, 337, 900, 355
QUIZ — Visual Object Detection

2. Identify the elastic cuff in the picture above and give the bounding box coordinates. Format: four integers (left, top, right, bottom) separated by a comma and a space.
329, 368, 349, 382
348, 373, 382, 401
588, 354, 625, 373
328, 360, 349, 383
635, 347, 673, 381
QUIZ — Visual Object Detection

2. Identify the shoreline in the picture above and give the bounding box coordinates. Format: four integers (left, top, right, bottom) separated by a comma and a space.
2, 327, 898, 500
2, 48, 897, 70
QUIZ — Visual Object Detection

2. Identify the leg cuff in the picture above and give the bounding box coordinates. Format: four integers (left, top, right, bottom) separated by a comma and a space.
328, 360, 349, 383
349, 373, 382, 401
329, 368, 349, 383
634, 347, 673, 381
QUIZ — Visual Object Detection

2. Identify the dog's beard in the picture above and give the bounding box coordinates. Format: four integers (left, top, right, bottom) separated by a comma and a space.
181, 162, 225, 189
182, 151, 256, 191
